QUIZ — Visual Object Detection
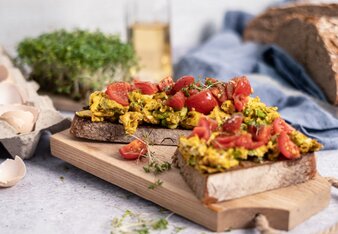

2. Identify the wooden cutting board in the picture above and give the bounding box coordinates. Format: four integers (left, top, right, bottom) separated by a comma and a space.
50, 130, 331, 232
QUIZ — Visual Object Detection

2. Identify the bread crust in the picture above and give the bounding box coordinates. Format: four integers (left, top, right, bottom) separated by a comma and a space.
70, 115, 191, 145
175, 150, 317, 203
244, 4, 338, 104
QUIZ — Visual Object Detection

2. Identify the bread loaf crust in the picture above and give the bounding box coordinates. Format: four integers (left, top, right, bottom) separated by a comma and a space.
244, 3, 338, 104
70, 115, 191, 145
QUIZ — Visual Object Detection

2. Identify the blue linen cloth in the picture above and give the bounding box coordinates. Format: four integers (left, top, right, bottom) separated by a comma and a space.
175, 11, 338, 149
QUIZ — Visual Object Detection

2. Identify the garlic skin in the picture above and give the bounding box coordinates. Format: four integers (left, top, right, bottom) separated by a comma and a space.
0, 110, 35, 134
0, 156, 26, 188
0, 64, 9, 82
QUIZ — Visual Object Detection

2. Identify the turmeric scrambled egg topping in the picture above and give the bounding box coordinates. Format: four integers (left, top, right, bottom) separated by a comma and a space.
76, 90, 235, 135
178, 96, 322, 174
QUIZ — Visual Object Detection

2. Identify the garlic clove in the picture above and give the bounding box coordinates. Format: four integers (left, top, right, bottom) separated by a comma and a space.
0, 156, 26, 188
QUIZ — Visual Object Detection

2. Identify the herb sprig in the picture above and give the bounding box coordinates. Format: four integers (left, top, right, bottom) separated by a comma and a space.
111, 210, 171, 234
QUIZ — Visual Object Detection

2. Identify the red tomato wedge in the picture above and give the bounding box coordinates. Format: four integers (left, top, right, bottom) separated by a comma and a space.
134, 81, 158, 95
171, 76, 195, 94
158, 76, 174, 93
186, 90, 218, 115
106, 82, 131, 106
119, 139, 147, 160
277, 132, 300, 159
272, 118, 294, 134
166, 91, 186, 110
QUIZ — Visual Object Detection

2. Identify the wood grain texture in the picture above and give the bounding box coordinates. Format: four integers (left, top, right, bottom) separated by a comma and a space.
50, 130, 331, 232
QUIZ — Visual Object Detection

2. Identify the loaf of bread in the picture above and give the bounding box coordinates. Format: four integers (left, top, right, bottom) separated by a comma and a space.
70, 115, 191, 146
244, 3, 338, 104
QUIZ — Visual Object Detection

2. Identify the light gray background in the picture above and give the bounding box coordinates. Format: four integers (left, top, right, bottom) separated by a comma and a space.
0, 0, 274, 62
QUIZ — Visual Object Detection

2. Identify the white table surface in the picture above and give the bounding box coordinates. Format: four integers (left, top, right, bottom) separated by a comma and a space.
0, 131, 337, 234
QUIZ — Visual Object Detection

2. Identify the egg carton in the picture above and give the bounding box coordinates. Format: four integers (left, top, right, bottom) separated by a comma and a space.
0, 49, 71, 159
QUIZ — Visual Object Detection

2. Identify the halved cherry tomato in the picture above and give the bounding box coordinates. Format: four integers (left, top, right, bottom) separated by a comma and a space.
119, 139, 148, 160
210, 84, 227, 103
233, 94, 248, 112
199, 117, 218, 131
212, 134, 239, 149
186, 90, 218, 115
222, 113, 243, 133
134, 81, 158, 95
277, 132, 300, 159
166, 91, 186, 110
233, 76, 252, 97
191, 127, 209, 140
106, 82, 131, 106
158, 76, 174, 93
248, 125, 272, 143
190, 117, 218, 140
171, 76, 195, 94
225, 81, 235, 99
272, 118, 294, 134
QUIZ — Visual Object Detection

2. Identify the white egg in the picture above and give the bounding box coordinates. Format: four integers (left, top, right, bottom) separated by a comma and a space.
0, 105, 39, 134
0, 156, 26, 188
0, 65, 9, 82
0, 83, 25, 105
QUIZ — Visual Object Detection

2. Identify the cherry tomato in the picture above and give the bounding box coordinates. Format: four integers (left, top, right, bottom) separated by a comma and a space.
119, 139, 148, 160
166, 91, 186, 110
158, 76, 174, 93
222, 113, 243, 133
199, 117, 218, 131
188, 89, 199, 97
225, 81, 235, 99
172, 76, 195, 94
190, 126, 209, 140
210, 84, 227, 103
190, 117, 218, 140
233, 94, 248, 112
273, 118, 294, 134
233, 76, 252, 97
212, 134, 239, 149
134, 81, 158, 95
248, 125, 272, 143
277, 132, 300, 159
186, 90, 218, 115
105, 82, 131, 106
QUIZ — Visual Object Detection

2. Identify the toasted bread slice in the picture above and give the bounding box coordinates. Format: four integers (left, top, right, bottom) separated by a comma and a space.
70, 115, 191, 145
174, 150, 316, 203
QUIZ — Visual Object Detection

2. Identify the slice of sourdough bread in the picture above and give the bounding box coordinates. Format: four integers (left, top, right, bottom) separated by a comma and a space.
70, 115, 191, 145
175, 150, 316, 203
